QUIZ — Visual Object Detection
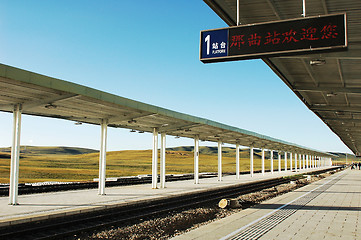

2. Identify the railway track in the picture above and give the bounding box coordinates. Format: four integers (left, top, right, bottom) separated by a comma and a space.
0, 167, 343, 240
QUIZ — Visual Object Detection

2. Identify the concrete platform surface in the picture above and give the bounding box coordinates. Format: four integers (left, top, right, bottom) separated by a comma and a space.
172, 168, 359, 240
0, 167, 330, 228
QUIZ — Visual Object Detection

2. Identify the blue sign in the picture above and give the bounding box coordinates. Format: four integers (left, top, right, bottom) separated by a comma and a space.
200, 14, 347, 63
200, 29, 228, 60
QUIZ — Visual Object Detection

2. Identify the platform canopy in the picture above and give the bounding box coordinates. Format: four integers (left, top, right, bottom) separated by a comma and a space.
0, 63, 333, 157
203, 0, 361, 155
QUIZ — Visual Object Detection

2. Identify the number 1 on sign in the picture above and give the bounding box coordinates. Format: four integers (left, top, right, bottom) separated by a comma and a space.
205, 35, 210, 55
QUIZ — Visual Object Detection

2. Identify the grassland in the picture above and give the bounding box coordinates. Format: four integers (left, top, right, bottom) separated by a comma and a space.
0, 146, 352, 183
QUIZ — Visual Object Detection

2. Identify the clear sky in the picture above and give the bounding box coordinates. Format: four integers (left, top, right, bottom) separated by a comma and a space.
0, 0, 352, 153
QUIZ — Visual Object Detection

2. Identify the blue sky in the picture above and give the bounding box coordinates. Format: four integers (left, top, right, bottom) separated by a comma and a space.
0, 0, 351, 153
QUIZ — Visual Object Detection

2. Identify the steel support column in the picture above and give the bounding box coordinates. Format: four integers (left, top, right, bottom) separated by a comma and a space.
312, 156, 315, 168
299, 154, 302, 171
278, 151, 281, 172
313, 156, 319, 168
284, 152, 287, 172
250, 146, 254, 177
290, 152, 293, 172
98, 119, 108, 196
313, 156, 318, 168
302, 154, 306, 169
306, 155, 309, 169
236, 144, 240, 179
152, 128, 158, 189
295, 153, 298, 172
194, 135, 199, 184
160, 133, 166, 188
237, 0, 240, 25
312, 155, 314, 168
218, 140, 222, 181
261, 148, 265, 176
9, 104, 22, 205
270, 150, 274, 174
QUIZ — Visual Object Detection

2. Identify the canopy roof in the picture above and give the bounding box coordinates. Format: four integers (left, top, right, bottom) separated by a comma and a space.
0, 63, 333, 157
204, 0, 361, 155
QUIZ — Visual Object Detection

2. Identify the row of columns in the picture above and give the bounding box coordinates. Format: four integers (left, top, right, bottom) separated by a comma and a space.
150, 131, 332, 188
8, 107, 333, 205
251, 150, 328, 176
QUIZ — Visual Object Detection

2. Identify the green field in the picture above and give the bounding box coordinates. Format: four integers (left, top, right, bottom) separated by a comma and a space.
0, 146, 352, 183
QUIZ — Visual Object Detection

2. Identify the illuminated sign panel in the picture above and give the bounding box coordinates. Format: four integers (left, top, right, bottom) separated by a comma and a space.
200, 14, 347, 63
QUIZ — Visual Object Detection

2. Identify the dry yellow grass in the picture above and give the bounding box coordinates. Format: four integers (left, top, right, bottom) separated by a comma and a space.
0, 147, 343, 183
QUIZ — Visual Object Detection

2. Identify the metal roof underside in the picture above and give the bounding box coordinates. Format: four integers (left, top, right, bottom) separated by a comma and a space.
0, 63, 332, 157
204, 0, 361, 155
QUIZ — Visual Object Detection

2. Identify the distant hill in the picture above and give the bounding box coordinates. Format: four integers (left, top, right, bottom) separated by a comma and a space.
167, 146, 236, 155
0, 146, 98, 156
328, 152, 346, 157
328, 152, 356, 160
167, 146, 280, 159
168, 147, 355, 160
0, 146, 352, 160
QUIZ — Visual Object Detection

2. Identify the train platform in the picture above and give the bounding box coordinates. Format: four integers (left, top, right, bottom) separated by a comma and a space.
173, 167, 359, 240
0, 167, 336, 228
